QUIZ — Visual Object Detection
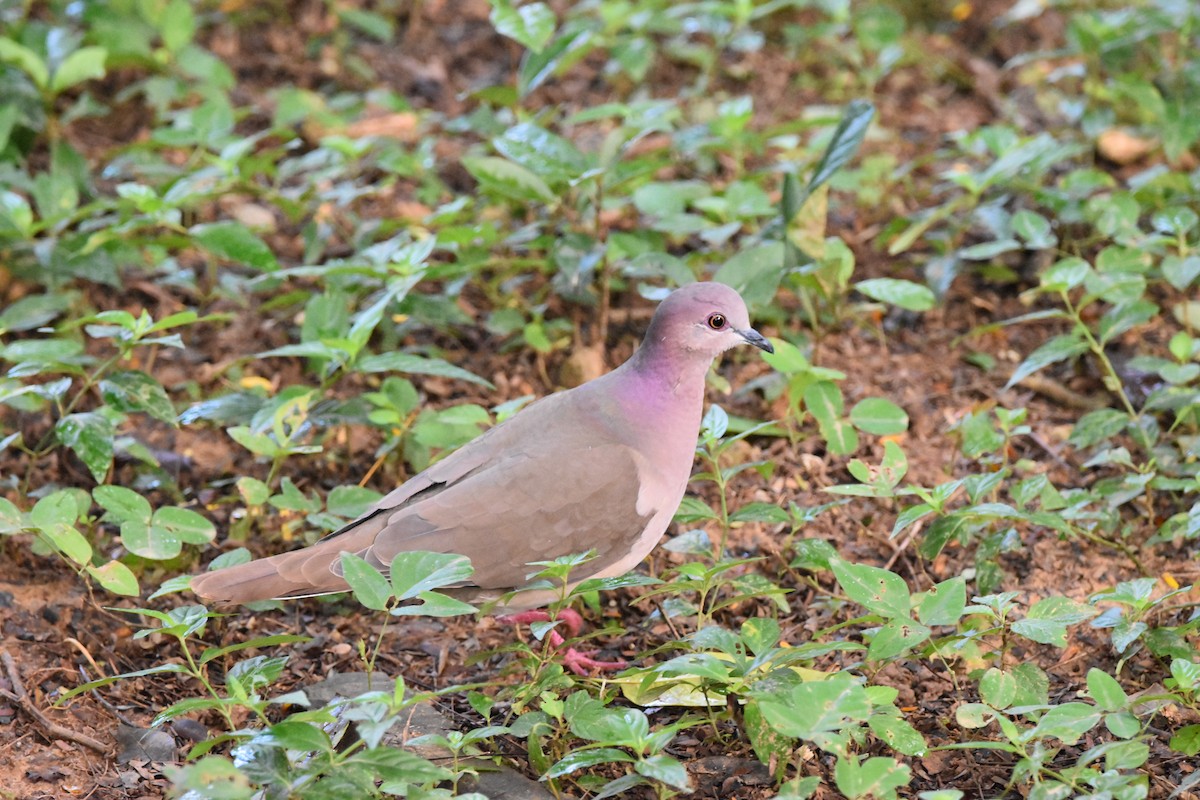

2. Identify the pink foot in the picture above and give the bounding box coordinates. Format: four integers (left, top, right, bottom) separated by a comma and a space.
498, 609, 627, 675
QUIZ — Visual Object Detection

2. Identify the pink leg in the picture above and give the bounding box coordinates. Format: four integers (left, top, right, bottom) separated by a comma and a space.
498, 609, 627, 676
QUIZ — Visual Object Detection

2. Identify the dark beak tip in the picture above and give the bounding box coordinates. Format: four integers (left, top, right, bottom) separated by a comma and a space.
740, 329, 774, 354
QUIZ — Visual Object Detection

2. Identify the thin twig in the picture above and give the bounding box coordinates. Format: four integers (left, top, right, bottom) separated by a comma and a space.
0, 648, 111, 755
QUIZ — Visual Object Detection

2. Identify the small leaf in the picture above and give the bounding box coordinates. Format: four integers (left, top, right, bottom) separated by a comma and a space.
93, 485, 153, 524
340, 552, 392, 611
1086, 668, 1127, 711
1012, 596, 1097, 647
831, 558, 910, 619
50, 46, 107, 93
87, 560, 140, 596
356, 352, 493, 387
99, 370, 177, 424
390, 551, 474, 601
489, 0, 556, 52
462, 155, 557, 205
55, 412, 114, 483
193, 221, 279, 272
855, 278, 936, 311
849, 397, 908, 435
1006, 333, 1088, 389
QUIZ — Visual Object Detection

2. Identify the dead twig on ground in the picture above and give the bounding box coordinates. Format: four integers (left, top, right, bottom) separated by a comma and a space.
0, 647, 111, 755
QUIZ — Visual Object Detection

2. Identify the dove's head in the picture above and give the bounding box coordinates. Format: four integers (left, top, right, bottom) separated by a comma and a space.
642, 282, 773, 361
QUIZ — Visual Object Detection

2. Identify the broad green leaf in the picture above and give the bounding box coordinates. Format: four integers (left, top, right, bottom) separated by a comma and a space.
917, 577, 966, 626
93, 485, 152, 524
804, 381, 858, 456
834, 756, 911, 799
868, 715, 926, 756
389, 551, 473, 600
979, 668, 1017, 709
494, 122, 588, 184
1086, 668, 1127, 711
832, 558, 911, 619
0, 294, 72, 335
87, 560, 140, 596
55, 412, 114, 483
1162, 255, 1200, 291
855, 278, 935, 311
0, 37, 49, 89
546, 748, 635, 779
635, 754, 691, 791
50, 46, 107, 94
1040, 257, 1091, 291
462, 156, 557, 205
390, 590, 478, 617
1012, 596, 1096, 647
489, 0, 556, 52
713, 242, 786, 310
1032, 702, 1103, 744
796, 100, 875, 204
517, 26, 592, 97
340, 552, 392, 611
193, 221, 279, 272
356, 352, 493, 387
869, 618, 930, 660
123, 507, 215, 560
849, 397, 908, 435
1006, 333, 1088, 388
99, 370, 176, 424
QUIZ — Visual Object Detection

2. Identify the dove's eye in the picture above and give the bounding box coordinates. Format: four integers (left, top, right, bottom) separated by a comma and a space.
706, 313, 727, 330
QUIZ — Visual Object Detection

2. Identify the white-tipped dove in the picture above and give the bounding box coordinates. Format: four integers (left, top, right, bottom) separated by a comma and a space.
191, 282, 772, 669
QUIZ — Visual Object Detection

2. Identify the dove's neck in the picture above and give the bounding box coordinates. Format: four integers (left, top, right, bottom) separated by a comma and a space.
618, 341, 711, 438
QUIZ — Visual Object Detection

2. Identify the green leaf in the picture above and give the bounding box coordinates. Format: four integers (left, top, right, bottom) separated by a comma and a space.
50, 46, 107, 94
833, 756, 911, 799
55, 412, 114, 483
340, 552, 392, 611
390, 590, 477, 617
796, 100, 875, 204
517, 26, 592, 97
1006, 333, 1088, 389
832, 558, 911, 619
0, 37, 49, 89
1032, 702, 1103, 745
1068, 408, 1128, 449
855, 278, 936, 311
390, 551, 474, 601
494, 122, 588, 184
489, 0, 556, 52
713, 242, 787, 310
122, 507, 215, 560
1170, 724, 1200, 756
869, 618, 931, 660
1086, 668, 1127, 711
980, 668, 1017, 709
546, 748, 635, 779
917, 577, 966, 627
193, 222, 279, 272
848, 397, 908, 435
87, 560, 140, 596
1012, 596, 1097, 647
635, 754, 691, 791
325, 485, 383, 518
94, 485, 153, 524
1040, 257, 1091, 291
356, 352, 493, 387
804, 381, 858, 456
462, 155, 557, 205
99, 370, 177, 424
868, 715, 926, 756
0, 293, 73, 335
1162, 255, 1200, 291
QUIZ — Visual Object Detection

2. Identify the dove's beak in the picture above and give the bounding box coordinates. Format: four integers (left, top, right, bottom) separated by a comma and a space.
739, 328, 774, 353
